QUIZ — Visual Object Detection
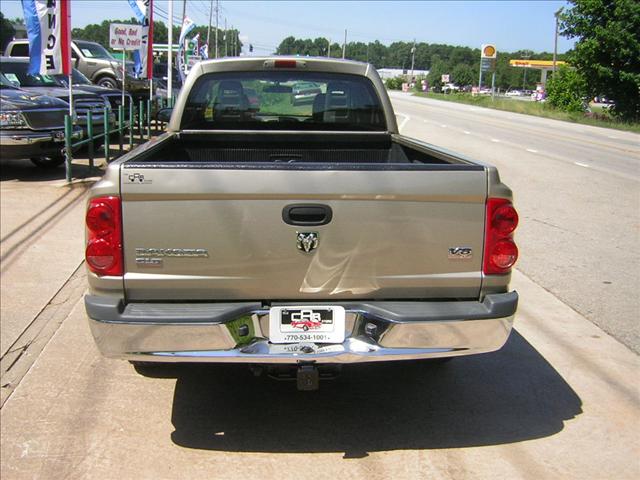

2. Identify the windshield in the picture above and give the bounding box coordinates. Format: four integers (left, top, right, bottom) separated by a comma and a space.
181, 71, 386, 131
76, 42, 115, 60
55, 69, 92, 86
0, 62, 61, 87
0, 72, 19, 89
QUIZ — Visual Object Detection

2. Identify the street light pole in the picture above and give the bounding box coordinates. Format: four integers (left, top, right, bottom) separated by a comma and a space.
342, 29, 347, 59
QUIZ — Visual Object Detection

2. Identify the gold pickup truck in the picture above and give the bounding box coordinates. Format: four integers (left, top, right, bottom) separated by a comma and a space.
83, 57, 519, 390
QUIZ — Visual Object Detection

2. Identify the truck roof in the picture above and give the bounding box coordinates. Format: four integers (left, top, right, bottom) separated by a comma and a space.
195, 56, 373, 76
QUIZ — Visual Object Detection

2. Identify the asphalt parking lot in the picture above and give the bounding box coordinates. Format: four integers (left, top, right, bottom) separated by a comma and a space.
1, 132, 639, 479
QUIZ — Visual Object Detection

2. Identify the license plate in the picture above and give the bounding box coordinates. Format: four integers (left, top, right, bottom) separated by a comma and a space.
269, 306, 345, 344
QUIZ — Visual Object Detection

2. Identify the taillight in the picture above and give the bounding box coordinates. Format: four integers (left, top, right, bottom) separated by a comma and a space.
484, 198, 519, 275
86, 196, 123, 276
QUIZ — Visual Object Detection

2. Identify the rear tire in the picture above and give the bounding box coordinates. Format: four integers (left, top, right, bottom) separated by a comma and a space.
30, 155, 65, 168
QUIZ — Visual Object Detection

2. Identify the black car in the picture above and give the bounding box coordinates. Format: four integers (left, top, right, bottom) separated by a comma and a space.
0, 73, 82, 167
54, 68, 133, 112
152, 62, 182, 99
0, 57, 115, 141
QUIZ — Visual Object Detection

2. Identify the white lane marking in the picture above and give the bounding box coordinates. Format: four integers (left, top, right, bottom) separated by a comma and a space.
608, 135, 617, 139
491, 138, 500, 143
574, 162, 590, 168
440, 124, 447, 128
396, 113, 410, 132
463, 130, 471, 134
526, 148, 538, 153
423, 120, 428, 123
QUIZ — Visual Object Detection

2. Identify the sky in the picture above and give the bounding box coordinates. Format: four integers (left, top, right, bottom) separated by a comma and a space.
1, 0, 576, 55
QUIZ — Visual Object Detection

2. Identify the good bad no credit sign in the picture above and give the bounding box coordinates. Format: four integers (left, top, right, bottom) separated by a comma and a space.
109, 23, 143, 50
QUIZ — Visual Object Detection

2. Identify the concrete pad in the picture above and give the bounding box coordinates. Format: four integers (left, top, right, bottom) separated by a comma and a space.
0, 162, 94, 357
1, 269, 638, 479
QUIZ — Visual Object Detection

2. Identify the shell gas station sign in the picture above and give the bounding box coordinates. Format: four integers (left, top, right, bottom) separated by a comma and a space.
481, 44, 497, 59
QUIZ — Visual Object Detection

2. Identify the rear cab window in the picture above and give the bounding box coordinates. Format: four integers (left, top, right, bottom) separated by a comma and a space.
9, 43, 29, 57
180, 71, 387, 131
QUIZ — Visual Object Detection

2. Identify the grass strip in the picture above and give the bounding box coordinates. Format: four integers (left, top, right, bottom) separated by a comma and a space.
411, 92, 640, 133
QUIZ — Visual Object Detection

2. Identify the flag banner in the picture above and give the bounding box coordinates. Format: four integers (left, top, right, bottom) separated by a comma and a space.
200, 44, 208, 59
127, 0, 153, 79
127, 0, 146, 21
22, 0, 71, 76
177, 17, 196, 82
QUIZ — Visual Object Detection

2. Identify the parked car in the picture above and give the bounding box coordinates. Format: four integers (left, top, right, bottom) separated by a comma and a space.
291, 81, 322, 105
0, 73, 82, 167
152, 62, 182, 99
0, 57, 115, 141
4, 39, 149, 100
54, 68, 132, 112
442, 83, 460, 93
505, 89, 523, 97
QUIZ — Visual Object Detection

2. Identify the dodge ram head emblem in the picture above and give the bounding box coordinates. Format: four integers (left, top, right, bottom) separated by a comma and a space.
296, 232, 318, 253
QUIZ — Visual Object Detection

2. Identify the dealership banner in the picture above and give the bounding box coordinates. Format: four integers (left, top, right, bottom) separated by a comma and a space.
21, 0, 71, 76
177, 17, 196, 81
128, 0, 153, 79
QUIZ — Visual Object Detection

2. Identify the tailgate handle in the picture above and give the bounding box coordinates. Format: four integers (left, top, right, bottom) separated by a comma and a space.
282, 204, 333, 226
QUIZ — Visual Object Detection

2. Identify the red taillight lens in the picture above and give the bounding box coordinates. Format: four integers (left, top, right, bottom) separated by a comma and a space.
492, 204, 519, 236
489, 239, 519, 270
484, 198, 519, 275
86, 196, 122, 276
86, 202, 115, 236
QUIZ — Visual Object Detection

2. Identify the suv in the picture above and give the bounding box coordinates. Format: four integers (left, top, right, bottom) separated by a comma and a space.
4, 39, 149, 100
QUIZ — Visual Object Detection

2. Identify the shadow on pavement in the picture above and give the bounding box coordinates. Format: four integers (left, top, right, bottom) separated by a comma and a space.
137, 330, 582, 456
0, 159, 104, 182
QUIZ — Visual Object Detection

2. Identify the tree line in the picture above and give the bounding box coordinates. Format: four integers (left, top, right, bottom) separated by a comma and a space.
276, 36, 564, 91
69, 18, 242, 60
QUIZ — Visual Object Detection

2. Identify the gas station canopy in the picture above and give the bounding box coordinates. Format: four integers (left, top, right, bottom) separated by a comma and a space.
509, 59, 568, 85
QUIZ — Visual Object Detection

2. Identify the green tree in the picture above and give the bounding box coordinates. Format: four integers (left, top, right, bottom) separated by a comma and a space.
1, 12, 16, 52
452, 63, 475, 86
560, 0, 640, 121
546, 65, 589, 113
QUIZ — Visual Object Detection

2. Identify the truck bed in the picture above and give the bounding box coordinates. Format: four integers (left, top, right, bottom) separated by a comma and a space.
124, 132, 481, 169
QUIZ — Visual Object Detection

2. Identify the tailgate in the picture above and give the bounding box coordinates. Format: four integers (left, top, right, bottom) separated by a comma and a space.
120, 166, 487, 300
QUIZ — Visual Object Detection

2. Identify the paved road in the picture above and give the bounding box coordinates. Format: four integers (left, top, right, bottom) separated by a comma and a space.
391, 92, 640, 353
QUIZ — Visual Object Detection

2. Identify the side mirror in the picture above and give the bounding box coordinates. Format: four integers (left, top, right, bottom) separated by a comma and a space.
157, 108, 173, 122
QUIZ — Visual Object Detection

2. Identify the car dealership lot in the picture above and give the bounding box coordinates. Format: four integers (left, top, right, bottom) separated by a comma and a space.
1, 103, 639, 479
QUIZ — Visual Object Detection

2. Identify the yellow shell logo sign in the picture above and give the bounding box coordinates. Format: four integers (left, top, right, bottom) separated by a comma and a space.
483, 45, 496, 57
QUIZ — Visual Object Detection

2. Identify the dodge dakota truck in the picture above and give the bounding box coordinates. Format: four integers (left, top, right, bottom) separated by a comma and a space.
84, 57, 519, 390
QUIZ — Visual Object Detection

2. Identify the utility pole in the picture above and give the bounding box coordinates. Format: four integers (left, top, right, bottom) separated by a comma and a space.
224, 18, 227, 56
215, 0, 219, 58
410, 40, 416, 80
553, 7, 563, 75
342, 29, 346, 59
327, 38, 331, 57
182, 0, 186, 21
366, 42, 370, 63
167, 0, 173, 100
207, 0, 213, 58
232, 25, 236, 56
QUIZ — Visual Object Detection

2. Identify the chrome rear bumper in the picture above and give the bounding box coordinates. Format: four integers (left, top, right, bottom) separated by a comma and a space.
86, 293, 517, 364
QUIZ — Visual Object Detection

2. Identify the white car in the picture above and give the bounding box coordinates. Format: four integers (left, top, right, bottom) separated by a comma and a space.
505, 90, 522, 97
442, 83, 460, 93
